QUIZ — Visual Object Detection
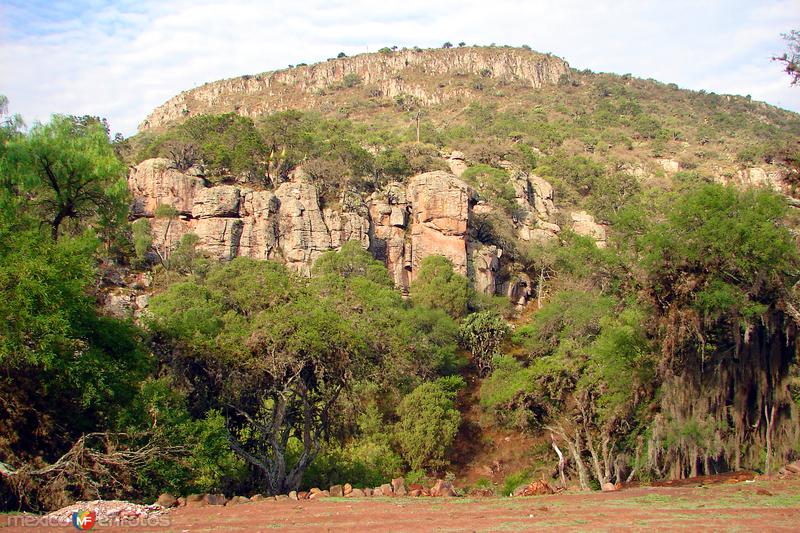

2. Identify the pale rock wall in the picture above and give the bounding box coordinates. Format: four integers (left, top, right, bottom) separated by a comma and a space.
128, 159, 560, 303
139, 48, 569, 132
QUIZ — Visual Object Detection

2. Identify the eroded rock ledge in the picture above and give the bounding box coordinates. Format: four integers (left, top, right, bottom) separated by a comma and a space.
128, 159, 564, 302
139, 47, 569, 132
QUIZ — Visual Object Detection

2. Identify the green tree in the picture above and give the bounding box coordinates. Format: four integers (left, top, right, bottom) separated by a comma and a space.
149, 259, 369, 495
459, 311, 510, 375
410, 255, 473, 318
396, 377, 463, 471
3, 115, 128, 240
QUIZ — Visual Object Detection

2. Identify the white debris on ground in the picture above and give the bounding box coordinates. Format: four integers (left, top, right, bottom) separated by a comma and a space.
43, 499, 167, 525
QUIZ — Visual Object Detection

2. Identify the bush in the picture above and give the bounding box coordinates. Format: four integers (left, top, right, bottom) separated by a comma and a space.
395, 377, 464, 471
459, 311, 509, 375
410, 256, 474, 318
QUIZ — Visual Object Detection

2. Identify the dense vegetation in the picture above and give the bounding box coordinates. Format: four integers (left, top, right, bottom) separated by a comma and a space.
2, 43, 800, 510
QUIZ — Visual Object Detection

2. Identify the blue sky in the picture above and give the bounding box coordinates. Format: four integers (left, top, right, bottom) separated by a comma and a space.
1, 0, 799, 136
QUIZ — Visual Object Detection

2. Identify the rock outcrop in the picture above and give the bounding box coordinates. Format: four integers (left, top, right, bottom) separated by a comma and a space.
127, 159, 561, 303
570, 211, 607, 247
139, 47, 569, 132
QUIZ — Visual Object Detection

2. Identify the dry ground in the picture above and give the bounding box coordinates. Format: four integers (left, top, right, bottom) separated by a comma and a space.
4, 478, 800, 532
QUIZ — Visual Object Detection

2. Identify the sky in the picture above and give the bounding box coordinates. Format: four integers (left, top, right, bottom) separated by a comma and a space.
1, 0, 799, 137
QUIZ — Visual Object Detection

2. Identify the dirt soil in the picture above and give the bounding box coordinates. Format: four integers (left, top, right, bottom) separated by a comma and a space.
5, 478, 799, 532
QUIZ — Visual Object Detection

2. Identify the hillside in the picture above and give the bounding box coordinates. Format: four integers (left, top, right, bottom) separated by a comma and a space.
3, 45, 800, 512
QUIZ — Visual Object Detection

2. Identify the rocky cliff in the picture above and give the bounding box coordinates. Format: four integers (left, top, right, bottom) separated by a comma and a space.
128, 158, 568, 302
139, 47, 569, 131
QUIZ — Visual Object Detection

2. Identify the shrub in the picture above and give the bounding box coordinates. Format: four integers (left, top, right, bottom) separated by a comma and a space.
459, 311, 509, 376
395, 377, 464, 471
410, 256, 474, 318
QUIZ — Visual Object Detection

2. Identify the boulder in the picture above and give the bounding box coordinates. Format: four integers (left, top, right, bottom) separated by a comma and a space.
275, 494, 290, 501
177, 497, 186, 507
447, 151, 468, 177
346, 488, 365, 498
156, 493, 177, 508
570, 211, 607, 247
430, 480, 457, 497
288, 491, 298, 501
409, 489, 423, 497
250, 494, 266, 501
373, 487, 383, 496
391, 478, 407, 496
185, 494, 206, 507
329, 484, 343, 497
521, 480, 555, 496
657, 158, 680, 173
203, 493, 227, 506
363, 488, 373, 497
379, 483, 394, 497
343, 483, 353, 496
309, 490, 330, 499
601, 482, 619, 492
226, 496, 250, 505
297, 491, 309, 500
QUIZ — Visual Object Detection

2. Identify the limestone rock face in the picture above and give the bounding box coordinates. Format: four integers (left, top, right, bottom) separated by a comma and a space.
128, 158, 206, 216
571, 211, 607, 247
368, 183, 411, 291
140, 48, 569, 132
192, 185, 241, 218
128, 160, 542, 306
469, 243, 501, 296
274, 175, 333, 274
238, 190, 280, 259
408, 171, 476, 280
509, 170, 559, 242
194, 218, 243, 260
447, 151, 468, 177
657, 158, 681, 173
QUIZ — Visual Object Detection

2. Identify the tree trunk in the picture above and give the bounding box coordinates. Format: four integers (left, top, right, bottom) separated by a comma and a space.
551, 436, 566, 487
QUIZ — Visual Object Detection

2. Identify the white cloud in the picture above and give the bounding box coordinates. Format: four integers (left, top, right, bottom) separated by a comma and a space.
1, 0, 798, 136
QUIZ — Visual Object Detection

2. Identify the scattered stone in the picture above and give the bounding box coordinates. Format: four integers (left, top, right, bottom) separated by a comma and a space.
601, 483, 619, 493
204, 493, 227, 506
185, 494, 206, 507
330, 484, 344, 497
157, 493, 177, 508
430, 480, 457, 497
391, 478, 407, 496
44, 500, 168, 526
